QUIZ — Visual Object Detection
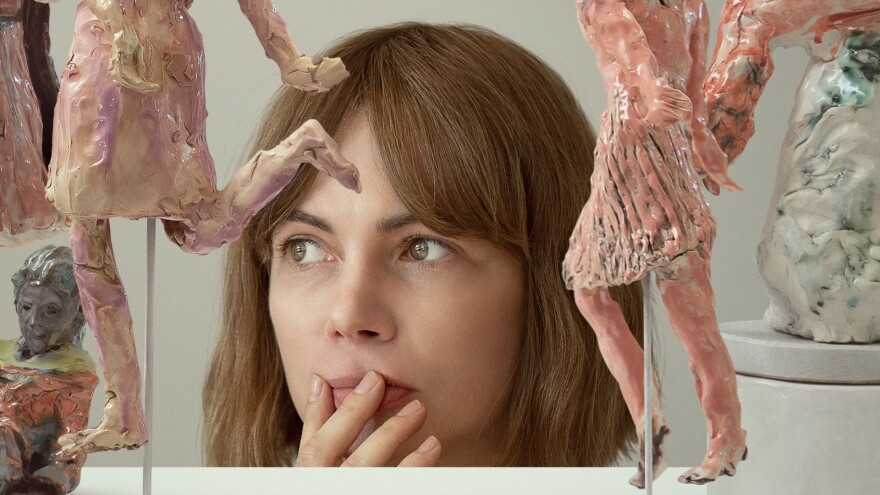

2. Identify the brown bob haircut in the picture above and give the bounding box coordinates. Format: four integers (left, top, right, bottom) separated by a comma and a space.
203, 22, 643, 467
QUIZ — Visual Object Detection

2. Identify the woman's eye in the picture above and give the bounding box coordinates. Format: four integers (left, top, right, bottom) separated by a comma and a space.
407, 238, 452, 262
287, 239, 325, 264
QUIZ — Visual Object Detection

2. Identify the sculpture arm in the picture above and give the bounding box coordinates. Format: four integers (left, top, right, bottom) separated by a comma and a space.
237, 0, 348, 93
705, 0, 880, 163
685, 0, 741, 193
577, 0, 691, 124
83, 0, 159, 92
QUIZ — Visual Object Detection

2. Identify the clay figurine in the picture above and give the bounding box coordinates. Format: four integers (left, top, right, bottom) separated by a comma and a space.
1, 245, 97, 495
46, 0, 359, 454
564, 0, 746, 486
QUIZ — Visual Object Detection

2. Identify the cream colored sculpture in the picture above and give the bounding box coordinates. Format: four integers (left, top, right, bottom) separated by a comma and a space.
705, 0, 880, 343
564, 0, 746, 486
46, 0, 358, 454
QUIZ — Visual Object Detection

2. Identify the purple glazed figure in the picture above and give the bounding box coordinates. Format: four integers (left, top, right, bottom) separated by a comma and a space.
44, 0, 360, 454
1, 245, 98, 495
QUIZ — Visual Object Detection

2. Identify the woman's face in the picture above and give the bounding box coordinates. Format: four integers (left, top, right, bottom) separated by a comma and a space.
269, 116, 527, 466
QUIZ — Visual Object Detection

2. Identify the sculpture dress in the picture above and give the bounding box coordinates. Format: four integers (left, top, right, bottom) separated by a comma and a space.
0, 0, 65, 246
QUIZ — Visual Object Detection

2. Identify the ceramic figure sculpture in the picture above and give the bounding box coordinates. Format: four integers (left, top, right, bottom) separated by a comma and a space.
563, 0, 746, 486
46, 0, 359, 454
705, 0, 880, 343
1, 245, 97, 495
0, 0, 65, 246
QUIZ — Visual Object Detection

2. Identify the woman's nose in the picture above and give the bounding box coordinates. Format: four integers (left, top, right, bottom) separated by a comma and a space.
326, 263, 396, 342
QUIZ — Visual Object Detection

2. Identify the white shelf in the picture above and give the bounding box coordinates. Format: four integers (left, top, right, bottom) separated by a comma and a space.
76, 467, 710, 495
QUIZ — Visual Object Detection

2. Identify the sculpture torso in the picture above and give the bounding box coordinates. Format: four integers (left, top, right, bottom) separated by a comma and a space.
0, 339, 97, 492
46, 1, 214, 218
624, 0, 695, 89
563, 0, 716, 290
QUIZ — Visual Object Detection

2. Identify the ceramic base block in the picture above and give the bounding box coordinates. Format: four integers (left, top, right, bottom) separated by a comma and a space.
708, 374, 880, 495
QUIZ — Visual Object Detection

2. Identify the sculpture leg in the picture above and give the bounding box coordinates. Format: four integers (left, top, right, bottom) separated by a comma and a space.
654, 250, 747, 485
573, 286, 669, 488
58, 218, 147, 454
163, 119, 360, 254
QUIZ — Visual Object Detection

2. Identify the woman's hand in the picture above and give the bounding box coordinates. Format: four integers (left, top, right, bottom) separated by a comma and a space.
296, 371, 441, 467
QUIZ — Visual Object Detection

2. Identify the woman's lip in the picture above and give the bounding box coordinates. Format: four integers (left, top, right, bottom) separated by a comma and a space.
331, 385, 413, 413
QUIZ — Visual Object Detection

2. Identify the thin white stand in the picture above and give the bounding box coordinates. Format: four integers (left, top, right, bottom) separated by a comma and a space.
143, 219, 155, 495
642, 273, 653, 494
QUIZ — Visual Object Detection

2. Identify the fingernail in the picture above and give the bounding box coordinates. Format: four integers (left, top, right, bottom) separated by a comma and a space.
416, 436, 439, 454
396, 400, 422, 417
309, 375, 322, 402
355, 371, 380, 394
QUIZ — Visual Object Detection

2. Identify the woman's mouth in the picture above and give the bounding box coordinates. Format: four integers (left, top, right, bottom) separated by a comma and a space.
331, 385, 414, 413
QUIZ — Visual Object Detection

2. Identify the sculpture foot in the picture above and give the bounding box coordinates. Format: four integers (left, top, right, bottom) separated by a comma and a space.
678, 433, 747, 485
629, 419, 670, 489
58, 396, 148, 454
58, 423, 147, 455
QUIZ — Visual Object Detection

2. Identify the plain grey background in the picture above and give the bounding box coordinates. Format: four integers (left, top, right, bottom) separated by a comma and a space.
0, 0, 807, 468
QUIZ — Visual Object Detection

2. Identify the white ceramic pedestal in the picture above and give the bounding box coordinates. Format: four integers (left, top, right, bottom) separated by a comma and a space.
709, 320, 880, 495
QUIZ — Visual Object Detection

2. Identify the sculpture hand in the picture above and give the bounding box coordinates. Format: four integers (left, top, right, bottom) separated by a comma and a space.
296, 372, 441, 467
282, 56, 349, 94
641, 77, 692, 125
702, 176, 721, 196
279, 119, 360, 193
690, 127, 742, 194
107, 23, 159, 93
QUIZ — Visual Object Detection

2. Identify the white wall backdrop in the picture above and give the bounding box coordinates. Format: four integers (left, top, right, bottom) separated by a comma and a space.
0, 0, 806, 468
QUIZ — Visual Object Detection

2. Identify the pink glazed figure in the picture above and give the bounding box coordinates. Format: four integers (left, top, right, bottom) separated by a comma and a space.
563, 0, 746, 486
0, 0, 65, 246
45, 0, 359, 454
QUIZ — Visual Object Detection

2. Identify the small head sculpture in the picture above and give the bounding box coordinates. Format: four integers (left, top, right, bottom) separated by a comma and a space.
11, 245, 85, 359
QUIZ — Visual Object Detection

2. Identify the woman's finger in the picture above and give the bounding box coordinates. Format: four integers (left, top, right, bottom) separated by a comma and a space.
397, 435, 442, 467
298, 374, 334, 456
296, 371, 385, 466
341, 399, 428, 467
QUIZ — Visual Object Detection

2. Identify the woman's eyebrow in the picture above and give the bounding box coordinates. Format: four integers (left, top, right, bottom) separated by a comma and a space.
376, 213, 419, 233
287, 210, 419, 234
287, 210, 334, 234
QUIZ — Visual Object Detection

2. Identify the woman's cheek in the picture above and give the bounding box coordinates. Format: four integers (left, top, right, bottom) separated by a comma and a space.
268, 273, 313, 411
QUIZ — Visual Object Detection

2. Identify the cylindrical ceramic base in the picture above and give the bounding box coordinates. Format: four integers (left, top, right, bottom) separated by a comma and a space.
708, 375, 880, 495
709, 321, 880, 495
